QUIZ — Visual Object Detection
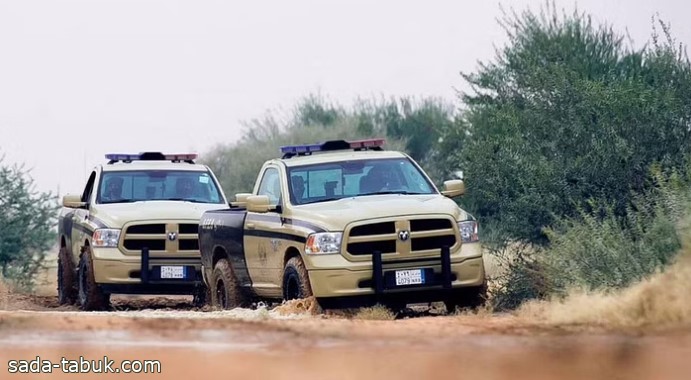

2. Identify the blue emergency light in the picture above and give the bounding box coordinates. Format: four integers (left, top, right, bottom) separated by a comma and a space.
279, 138, 385, 158
279, 143, 323, 155
105, 152, 198, 164
105, 153, 140, 162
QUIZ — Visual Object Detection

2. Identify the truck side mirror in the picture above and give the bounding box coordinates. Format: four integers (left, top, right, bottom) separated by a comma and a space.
246, 195, 275, 213
441, 180, 465, 198
230, 192, 252, 208
63, 194, 86, 208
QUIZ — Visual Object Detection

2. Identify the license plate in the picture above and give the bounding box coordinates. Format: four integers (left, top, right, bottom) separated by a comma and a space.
160, 266, 185, 279
395, 269, 425, 286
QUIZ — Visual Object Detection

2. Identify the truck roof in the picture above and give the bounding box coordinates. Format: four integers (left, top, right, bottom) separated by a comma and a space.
276, 149, 408, 167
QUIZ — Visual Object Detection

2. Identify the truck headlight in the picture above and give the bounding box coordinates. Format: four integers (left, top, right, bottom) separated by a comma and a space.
305, 232, 342, 254
457, 220, 479, 243
92, 228, 121, 247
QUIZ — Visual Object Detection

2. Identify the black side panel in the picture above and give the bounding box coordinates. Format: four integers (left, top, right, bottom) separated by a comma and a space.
199, 208, 251, 287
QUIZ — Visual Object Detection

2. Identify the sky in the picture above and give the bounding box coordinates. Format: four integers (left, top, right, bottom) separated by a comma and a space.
1, 0, 690, 196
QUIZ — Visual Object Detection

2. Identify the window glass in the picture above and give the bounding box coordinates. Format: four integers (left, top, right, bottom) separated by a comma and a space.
257, 167, 281, 204
287, 158, 435, 205
97, 170, 223, 204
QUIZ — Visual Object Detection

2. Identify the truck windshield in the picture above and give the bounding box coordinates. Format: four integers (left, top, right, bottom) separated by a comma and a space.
287, 158, 436, 205
97, 170, 224, 204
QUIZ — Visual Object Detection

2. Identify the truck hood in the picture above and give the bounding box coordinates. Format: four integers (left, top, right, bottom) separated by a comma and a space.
290, 194, 471, 231
91, 201, 227, 228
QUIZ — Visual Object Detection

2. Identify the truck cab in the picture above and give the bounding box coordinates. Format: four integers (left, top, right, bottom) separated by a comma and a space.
199, 139, 485, 311
57, 152, 228, 310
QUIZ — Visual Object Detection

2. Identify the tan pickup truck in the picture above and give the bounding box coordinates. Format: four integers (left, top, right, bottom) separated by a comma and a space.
57, 152, 228, 310
199, 139, 486, 312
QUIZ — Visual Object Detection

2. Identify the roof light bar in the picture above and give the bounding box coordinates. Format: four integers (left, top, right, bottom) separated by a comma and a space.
105, 152, 197, 164
349, 138, 385, 149
164, 153, 198, 161
279, 138, 386, 158
105, 153, 140, 162
280, 143, 323, 156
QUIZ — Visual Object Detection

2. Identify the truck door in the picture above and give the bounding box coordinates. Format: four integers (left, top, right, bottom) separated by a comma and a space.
71, 171, 96, 255
245, 166, 284, 295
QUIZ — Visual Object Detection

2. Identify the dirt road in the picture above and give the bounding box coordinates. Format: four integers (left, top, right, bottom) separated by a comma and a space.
1, 294, 690, 380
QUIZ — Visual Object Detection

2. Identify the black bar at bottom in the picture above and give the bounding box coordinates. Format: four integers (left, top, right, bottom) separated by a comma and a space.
372, 250, 383, 294
441, 245, 452, 289
141, 247, 150, 284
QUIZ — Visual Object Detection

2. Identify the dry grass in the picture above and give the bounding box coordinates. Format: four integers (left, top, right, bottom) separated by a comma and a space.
517, 247, 691, 328
352, 305, 396, 321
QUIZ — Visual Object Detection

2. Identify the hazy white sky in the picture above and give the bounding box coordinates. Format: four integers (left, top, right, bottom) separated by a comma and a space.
1, 0, 689, 196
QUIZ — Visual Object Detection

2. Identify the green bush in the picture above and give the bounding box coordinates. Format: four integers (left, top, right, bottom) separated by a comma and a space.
0, 157, 58, 290
489, 168, 689, 310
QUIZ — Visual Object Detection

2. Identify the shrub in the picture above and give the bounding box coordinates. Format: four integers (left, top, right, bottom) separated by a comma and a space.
0, 157, 58, 290
489, 169, 690, 310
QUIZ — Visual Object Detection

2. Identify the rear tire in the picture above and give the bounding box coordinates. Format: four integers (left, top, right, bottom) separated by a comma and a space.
282, 256, 313, 300
211, 259, 245, 309
57, 247, 77, 305
444, 282, 488, 314
77, 247, 110, 311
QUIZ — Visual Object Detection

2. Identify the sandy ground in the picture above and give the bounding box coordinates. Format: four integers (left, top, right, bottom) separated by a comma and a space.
1, 292, 690, 380
1, 255, 689, 380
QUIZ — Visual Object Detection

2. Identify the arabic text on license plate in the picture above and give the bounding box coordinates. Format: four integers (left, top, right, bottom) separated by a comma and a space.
160, 266, 185, 279
395, 269, 424, 286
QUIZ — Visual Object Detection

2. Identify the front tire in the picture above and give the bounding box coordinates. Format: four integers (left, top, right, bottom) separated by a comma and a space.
57, 247, 77, 305
282, 256, 313, 300
77, 247, 110, 311
211, 259, 245, 309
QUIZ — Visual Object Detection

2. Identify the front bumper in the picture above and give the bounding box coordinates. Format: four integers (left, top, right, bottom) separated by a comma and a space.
307, 244, 485, 298
91, 247, 202, 293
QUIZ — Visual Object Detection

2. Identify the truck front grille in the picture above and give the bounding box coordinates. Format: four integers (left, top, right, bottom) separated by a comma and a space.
345, 217, 458, 256
124, 239, 166, 251
348, 240, 397, 255
122, 222, 200, 254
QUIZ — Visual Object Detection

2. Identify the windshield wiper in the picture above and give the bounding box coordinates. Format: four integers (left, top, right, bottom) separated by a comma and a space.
301, 197, 343, 205
100, 199, 139, 204
360, 191, 429, 196
162, 198, 208, 203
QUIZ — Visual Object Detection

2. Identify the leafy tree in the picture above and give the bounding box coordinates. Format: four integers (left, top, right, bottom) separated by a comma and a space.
383, 98, 455, 165
0, 156, 58, 289
438, 5, 691, 244
292, 94, 344, 128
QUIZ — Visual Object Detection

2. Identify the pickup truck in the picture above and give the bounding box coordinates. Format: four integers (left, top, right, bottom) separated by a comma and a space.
199, 139, 486, 312
57, 152, 228, 310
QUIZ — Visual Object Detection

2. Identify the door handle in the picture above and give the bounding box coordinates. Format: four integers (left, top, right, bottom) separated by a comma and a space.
246, 223, 256, 230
